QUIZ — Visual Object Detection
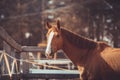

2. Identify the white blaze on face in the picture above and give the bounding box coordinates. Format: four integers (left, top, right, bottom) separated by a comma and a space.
45, 31, 54, 56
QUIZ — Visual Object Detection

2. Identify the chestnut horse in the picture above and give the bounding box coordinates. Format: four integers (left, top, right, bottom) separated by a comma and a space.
45, 20, 120, 80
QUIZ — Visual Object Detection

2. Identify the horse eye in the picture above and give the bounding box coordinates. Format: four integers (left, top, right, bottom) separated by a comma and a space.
56, 34, 60, 38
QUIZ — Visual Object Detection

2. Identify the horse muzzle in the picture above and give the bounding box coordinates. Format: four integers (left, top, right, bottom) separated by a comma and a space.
45, 49, 54, 59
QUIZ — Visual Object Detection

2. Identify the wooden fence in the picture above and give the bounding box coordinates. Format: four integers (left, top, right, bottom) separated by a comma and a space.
0, 26, 79, 80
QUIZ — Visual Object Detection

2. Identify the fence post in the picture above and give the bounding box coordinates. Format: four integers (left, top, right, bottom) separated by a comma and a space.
21, 52, 29, 73
3, 42, 12, 74
0, 64, 1, 78
15, 51, 20, 73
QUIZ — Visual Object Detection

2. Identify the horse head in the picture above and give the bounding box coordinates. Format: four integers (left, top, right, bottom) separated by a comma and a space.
45, 20, 63, 59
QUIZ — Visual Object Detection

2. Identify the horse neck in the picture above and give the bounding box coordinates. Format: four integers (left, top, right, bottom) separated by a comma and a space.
62, 36, 87, 65
61, 29, 97, 65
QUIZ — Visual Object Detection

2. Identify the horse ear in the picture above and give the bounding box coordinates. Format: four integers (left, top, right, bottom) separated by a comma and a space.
46, 22, 52, 29
57, 20, 60, 30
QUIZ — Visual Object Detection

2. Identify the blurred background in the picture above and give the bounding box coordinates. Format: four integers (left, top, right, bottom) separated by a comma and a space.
0, 0, 120, 48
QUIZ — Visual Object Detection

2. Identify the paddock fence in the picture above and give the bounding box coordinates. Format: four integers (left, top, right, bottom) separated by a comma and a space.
0, 27, 79, 80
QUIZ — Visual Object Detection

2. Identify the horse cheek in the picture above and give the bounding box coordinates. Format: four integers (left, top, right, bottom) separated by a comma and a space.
58, 38, 63, 49
52, 39, 59, 52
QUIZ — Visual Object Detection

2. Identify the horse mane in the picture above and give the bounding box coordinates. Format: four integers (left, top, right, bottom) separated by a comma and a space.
61, 28, 98, 49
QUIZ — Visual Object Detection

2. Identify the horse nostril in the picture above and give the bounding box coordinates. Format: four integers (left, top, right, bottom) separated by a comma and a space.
45, 53, 49, 57
45, 53, 52, 59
